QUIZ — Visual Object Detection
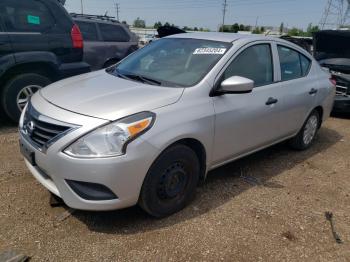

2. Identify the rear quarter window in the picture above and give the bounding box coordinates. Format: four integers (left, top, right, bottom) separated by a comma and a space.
278, 45, 312, 81
75, 21, 99, 41
98, 23, 130, 42
300, 54, 311, 76
0, 0, 55, 33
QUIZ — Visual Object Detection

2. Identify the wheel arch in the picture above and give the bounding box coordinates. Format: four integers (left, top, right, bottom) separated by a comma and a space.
152, 138, 208, 182
0, 62, 58, 90
314, 105, 324, 129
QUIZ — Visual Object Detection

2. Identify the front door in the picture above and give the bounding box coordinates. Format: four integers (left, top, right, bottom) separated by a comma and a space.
212, 43, 286, 165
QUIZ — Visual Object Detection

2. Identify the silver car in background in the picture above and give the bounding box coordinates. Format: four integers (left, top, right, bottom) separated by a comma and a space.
19, 33, 335, 217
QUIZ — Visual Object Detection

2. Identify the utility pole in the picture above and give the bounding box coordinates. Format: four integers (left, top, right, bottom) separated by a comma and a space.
221, 0, 227, 32
114, 2, 120, 21
255, 16, 259, 30
80, 0, 84, 14
320, 0, 346, 29
344, 0, 350, 25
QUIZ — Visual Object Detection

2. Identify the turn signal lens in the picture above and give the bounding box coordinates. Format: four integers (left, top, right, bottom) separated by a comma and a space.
127, 119, 152, 137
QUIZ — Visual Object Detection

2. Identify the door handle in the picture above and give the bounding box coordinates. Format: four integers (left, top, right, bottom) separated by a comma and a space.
309, 88, 318, 95
265, 97, 278, 105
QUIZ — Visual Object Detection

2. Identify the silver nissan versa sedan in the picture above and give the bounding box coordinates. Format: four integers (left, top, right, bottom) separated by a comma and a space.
19, 33, 335, 217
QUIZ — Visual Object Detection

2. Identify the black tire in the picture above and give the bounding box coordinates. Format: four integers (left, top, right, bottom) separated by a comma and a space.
1, 73, 51, 122
139, 144, 200, 218
289, 110, 320, 151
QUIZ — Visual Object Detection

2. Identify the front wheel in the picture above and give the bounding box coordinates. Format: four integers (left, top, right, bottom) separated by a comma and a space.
139, 144, 200, 218
289, 110, 320, 150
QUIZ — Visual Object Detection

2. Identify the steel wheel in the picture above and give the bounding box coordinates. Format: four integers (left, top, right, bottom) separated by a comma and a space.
157, 161, 189, 200
139, 144, 200, 217
303, 114, 318, 145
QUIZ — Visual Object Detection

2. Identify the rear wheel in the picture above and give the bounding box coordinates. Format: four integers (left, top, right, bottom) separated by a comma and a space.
1, 73, 51, 122
289, 110, 320, 150
139, 144, 200, 218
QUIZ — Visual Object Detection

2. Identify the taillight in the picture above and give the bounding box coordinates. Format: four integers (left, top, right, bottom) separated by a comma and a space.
71, 24, 83, 49
329, 77, 337, 87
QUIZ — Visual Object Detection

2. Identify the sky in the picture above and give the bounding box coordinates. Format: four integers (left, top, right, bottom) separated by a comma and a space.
64, 0, 329, 31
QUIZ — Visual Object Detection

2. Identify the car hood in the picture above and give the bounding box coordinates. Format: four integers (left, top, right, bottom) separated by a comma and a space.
40, 70, 184, 121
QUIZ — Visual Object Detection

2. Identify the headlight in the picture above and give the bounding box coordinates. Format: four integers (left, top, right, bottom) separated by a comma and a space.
64, 112, 155, 158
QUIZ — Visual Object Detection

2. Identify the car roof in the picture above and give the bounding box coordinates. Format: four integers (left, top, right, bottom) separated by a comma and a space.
167, 32, 279, 43
166, 32, 313, 58
73, 17, 120, 25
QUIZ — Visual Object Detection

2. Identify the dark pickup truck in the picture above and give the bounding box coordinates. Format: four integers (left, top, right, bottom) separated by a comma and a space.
0, 0, 90, 122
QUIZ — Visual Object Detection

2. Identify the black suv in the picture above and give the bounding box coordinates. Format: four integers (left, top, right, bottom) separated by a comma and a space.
72, 14, 139, 71
0, 0, 90, 122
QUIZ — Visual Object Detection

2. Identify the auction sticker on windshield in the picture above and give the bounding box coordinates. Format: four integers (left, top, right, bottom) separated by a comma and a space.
193, 48, 227, 55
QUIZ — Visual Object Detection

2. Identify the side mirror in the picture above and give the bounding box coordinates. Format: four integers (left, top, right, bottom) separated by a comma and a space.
219, 76, 254, 94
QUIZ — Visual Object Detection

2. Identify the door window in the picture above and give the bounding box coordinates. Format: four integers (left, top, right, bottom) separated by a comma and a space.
277, 45, 311, 81
223, 44, 273, 87
99, 23, 130, 42
75, 21, 99, 41
0, 0, 55, 33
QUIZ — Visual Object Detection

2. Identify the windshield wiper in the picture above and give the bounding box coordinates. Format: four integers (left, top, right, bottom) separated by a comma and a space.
124, 73, 162, 86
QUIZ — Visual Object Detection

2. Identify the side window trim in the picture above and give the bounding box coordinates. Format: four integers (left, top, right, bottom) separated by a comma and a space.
276, 43, 312, 82
213, 41, 276, 90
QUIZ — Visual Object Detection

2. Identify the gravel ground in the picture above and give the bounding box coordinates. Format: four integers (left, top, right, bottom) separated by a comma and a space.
0, 116, 349, 261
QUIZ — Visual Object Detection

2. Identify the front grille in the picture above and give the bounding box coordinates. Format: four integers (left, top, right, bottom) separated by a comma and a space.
22, 102, 74, 150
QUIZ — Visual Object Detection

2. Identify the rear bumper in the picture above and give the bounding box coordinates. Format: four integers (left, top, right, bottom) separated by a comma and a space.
58, 62, 90, 79
333, 95, 350, 113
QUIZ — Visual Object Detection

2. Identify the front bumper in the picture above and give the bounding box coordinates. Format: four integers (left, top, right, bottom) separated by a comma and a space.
19, 96, 160, 211
333, 95, 350, 113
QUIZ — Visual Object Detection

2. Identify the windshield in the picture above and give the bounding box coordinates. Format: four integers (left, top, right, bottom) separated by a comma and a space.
110, 38, 231, 87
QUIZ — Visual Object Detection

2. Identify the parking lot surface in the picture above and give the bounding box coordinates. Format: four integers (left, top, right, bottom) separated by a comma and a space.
0, 116, 349, 261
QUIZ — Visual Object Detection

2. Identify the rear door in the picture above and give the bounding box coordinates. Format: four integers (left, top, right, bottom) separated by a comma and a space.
274, 43, 317, 135
0, 11, 15, 78
0, 0, 53, 57
0, 21, 12, 56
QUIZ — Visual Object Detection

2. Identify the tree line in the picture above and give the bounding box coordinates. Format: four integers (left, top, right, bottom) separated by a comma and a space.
131, 17, 320, 37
